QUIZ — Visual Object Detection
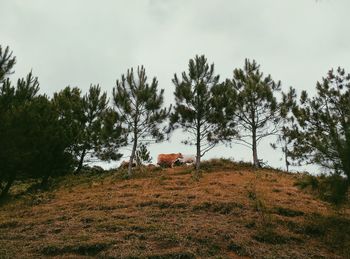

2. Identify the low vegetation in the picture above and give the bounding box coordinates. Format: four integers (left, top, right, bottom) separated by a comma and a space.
0, 160, 349, 258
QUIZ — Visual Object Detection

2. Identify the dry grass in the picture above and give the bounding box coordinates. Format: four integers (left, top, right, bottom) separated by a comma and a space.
0, 160, 349, 258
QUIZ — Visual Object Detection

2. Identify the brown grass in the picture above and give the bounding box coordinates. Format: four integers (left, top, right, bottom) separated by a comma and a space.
0, 160, 349, 258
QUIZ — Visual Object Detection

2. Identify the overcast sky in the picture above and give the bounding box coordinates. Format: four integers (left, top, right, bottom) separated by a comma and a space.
1, 0, 350, 172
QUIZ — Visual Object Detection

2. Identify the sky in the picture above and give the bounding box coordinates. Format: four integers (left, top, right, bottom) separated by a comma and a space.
1, 0, 350, 172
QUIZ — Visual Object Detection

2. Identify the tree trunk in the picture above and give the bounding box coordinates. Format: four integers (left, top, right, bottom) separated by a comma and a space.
196, 125, 201, 171
252, 128, 259, 167
128, 135, 138, 177
285, 143, 289, 173
75, 149, 86, 174
0, 176, 15, 199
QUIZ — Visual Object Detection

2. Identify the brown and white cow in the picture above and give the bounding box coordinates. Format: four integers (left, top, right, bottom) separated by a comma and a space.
177, 154, 196, 165
157, 153, 183, 168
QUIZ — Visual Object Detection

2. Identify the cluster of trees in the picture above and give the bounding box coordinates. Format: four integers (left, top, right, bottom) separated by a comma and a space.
0, 45, 349, 199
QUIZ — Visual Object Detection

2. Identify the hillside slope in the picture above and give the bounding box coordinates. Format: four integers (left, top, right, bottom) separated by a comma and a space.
0, 161, 349, 258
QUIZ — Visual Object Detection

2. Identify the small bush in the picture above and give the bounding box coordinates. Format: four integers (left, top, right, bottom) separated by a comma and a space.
40, 242, 110, 256
200, 158, 253, 172
146, 252, 196, 259
227, 242, 248, 256
318, 174, 348, 204
295, 173, 348, 205
252, 229, 290, 244
294, 174, 319, 190
274, 207, 304, 217
301, 214, 350, 257
192, 201, 243, 214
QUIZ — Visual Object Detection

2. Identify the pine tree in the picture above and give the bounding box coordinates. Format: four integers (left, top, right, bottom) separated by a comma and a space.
271, 87, 298, 172
226, 59, 281, 167
291, 68, 350, 184
0, 72, 40, 197
0, 45, 16, 82
53, 85, 122, 173
170, 55, 233, 171
112, 66, 170, 177
25, 95, 75, 186
97, 107, 126, 162
76, 85, 109, 173
53, 86, 84, 169
135, 143, 152, 166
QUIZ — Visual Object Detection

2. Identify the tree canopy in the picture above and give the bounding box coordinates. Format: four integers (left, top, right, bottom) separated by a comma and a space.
225, 59, 281, 167
113, 66, 169, 176
170, 55, 233, 170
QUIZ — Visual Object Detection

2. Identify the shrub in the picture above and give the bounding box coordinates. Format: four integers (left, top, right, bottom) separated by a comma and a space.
295, 173, 348, 205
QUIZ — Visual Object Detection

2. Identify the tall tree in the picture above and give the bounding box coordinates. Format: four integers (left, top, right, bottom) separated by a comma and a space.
290, 67, 350, 183
53, 86, 84, 170
0, 72, 40, 197
271, 87, 298, 172
0, 45, 16, 81
25, 95, 75, 186
97, 107, 126, 162
53, 85, 122, 173
226, 59, 281, 167
112, 66, 169, 176
76, 85, 109, 173
170, 55, 233, 171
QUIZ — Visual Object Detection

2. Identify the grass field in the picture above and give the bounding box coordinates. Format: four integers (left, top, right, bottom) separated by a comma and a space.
0, 160, 349, 258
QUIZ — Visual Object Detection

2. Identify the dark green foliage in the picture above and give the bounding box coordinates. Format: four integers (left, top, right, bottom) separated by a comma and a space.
53, 85, 123, 173
113, 66, 170, 176
302, 214, 350, 257
227, 242, 248, 256
0, 72, 40, 197
98, 107, 126, 161
199, 158, 253, 172
170, 55, 234, 171
141, 252, 196, 259
294, 174, 319, 189
252, 229, 291, 244
317, 174, 348, 204
40, 243, 110, 256
274, 207, 304, 217
288, 67, 350, 202
0, 71, 74, 197
135, 143, 152, 166
271, 87, 298, 172
0, 45, 16, 82
225, 59, 281, 167
78, 85, 124, 172
53, 86, 84, 164
294, 68, 350, 174
192, 201, 243, 214
25, 96, 75, 184
296, 174, 348, 204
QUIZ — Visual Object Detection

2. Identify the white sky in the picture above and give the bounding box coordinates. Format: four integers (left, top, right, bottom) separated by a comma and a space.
1, 0, 350, 173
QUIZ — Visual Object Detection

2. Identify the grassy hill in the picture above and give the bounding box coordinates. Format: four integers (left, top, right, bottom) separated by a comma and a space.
0, 160, 349, 258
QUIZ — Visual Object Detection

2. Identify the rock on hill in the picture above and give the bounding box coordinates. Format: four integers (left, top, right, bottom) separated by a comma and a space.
0, 160, 349, 258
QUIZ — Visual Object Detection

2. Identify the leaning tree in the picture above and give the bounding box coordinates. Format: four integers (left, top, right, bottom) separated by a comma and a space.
112, 66, 170, 177
170, 55, 234, 171
225, 59, 282, 167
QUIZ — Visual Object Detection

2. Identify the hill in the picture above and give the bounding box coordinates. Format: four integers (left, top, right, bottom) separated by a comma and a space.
0, 160, 349, 258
